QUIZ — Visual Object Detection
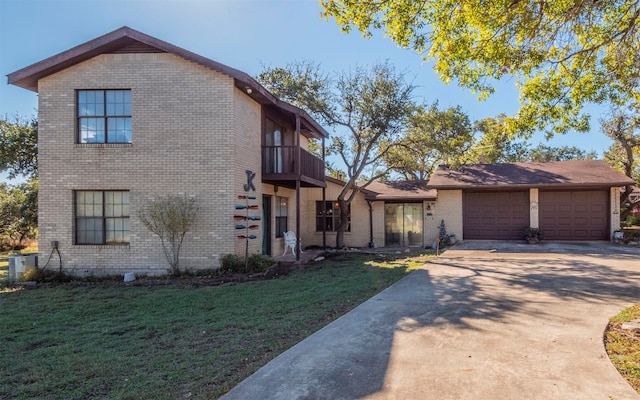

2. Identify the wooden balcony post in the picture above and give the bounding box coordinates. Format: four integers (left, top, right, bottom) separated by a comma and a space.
295, 115, 301, 261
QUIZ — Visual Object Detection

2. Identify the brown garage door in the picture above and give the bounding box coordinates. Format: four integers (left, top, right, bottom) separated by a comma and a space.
539, 190, 609, 240
463, 191, 530, 240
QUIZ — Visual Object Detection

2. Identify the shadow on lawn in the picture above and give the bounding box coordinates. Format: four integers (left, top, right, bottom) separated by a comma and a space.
222, 251, 640, 400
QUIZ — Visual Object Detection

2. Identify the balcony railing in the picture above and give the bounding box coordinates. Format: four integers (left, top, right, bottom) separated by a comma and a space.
262, 146, 325, 187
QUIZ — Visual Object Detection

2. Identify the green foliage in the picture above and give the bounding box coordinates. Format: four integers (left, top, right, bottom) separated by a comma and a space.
622, 213, 640, 227
601, 102, 640, 220
0, 179, 38, 251
221, 253, 244, 272
453, 114, 596, 167
463, 115, 529, 164
257, 61, 416, 248
606, 304, 640, 392
138, 195, 199, 275
257, 60, 333, 119
526, 144, 597, 162
522, 227, 545, 242
320, 0, 640, 136
221, 253, 274, 274
385, 102, 475, 180
0, 115, 37, 179
248, 253, 274, 271
20, 267, 72, 283
437, 219, 451, 246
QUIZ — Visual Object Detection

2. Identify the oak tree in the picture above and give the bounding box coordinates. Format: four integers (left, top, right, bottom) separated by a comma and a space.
601, 104, 640, 221
0, 115, 38, 179
258, 61, 415, 248
321, 0, 640, 135
385, 103, 474, 180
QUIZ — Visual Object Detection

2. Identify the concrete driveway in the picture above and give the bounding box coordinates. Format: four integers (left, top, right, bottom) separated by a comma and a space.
222, 242, 640, 400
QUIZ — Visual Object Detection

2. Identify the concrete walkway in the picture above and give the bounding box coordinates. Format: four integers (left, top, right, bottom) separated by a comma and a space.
222, 242, 640, 399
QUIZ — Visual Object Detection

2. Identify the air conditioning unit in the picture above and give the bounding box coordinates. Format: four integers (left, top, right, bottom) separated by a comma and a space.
7, 254, 38, 281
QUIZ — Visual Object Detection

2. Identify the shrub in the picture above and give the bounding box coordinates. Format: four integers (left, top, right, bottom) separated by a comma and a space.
138, 195, 199, 276
248, 254, 273, 273
622, 213, 640, 227
221, 253, 274, 274
20, 267, 72, 283
522, 227, 544, 243
221, 254, 245, 273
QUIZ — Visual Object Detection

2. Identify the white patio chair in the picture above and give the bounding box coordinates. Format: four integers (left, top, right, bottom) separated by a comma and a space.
283, 231, 302, 256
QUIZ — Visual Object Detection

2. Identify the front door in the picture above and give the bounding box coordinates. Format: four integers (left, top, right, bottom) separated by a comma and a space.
262, 196, 272, 255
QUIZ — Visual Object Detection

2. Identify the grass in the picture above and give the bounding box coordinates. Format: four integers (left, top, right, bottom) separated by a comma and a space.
0, 250, 432, 399
605, 304, 640, 392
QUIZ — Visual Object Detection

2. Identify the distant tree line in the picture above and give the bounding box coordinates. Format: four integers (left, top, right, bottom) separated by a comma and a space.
0, 116, 37, 250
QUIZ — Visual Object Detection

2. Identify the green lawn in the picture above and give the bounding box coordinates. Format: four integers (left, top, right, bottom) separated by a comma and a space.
0, 251, 432, 399
605, 304, 640, 393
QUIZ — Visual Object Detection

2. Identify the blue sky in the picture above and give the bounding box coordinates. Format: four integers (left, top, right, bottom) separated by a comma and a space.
0, 0, 614, 183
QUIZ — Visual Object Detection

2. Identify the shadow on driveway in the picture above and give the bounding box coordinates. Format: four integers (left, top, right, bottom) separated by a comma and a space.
222, 242, 640, 400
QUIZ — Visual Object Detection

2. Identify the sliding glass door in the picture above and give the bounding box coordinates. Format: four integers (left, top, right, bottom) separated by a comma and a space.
384, 203, 423, 246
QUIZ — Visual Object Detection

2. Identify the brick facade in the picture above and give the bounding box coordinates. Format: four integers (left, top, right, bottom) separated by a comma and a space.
429, 190, 463, 243
37, 53, 278, 276
16, 29, 629, 278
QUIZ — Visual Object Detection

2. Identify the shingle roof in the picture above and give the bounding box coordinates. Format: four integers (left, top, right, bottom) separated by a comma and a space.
324, 177, 437, 201
363, 180, 437, 201
7, 26, 328, 139
429, 160, 634, 189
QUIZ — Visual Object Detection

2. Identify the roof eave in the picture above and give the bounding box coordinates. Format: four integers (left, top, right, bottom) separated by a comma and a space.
8, 26, 330, 140
430, 181, 635, 190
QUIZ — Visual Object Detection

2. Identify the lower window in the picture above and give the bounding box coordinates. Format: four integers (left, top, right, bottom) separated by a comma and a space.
75, 190, 130, 244
275, 196, 288, 238
316, 201, 350, 232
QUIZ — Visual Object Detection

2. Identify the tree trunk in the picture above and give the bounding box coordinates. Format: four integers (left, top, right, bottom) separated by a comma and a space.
335, 198, 349, 249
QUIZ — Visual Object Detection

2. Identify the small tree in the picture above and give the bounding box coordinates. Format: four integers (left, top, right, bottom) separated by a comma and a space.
138, 195, 198, 275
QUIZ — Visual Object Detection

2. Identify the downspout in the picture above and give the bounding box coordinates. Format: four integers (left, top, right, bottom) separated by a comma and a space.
367, 200, 375, 248
295, 115, 301, 262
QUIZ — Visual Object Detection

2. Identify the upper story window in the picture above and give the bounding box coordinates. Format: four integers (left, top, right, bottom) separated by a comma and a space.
77, 90, 131, 144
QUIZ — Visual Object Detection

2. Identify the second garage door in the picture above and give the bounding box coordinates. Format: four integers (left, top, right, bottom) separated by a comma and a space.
463, 191, 530, 240
539, 190, 609, 240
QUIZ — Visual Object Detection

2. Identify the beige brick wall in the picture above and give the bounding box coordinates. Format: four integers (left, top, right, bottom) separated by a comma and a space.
430, 190, 463, 242
37, 53, 266, 276
303, 181, 448, 249
261, 186, 297, 256
233, 87, 263, 257
302, 181, 371, 248
610, 187, 622, 238
529, 188, 540, 229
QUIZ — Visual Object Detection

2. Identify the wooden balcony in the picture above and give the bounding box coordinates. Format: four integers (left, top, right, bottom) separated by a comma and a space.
262, 146, 325, 188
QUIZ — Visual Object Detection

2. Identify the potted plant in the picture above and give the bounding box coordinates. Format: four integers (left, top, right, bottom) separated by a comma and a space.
522, 227, 544, 244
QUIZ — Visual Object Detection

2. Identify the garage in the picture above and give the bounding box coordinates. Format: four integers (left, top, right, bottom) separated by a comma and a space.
463, 191, 530, 240
539, 190, 609, 240
429, 160, 634, 243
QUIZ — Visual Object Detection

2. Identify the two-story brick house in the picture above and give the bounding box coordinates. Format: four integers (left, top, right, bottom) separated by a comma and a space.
9, 27, 634, 277
8, 26, 328, 276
